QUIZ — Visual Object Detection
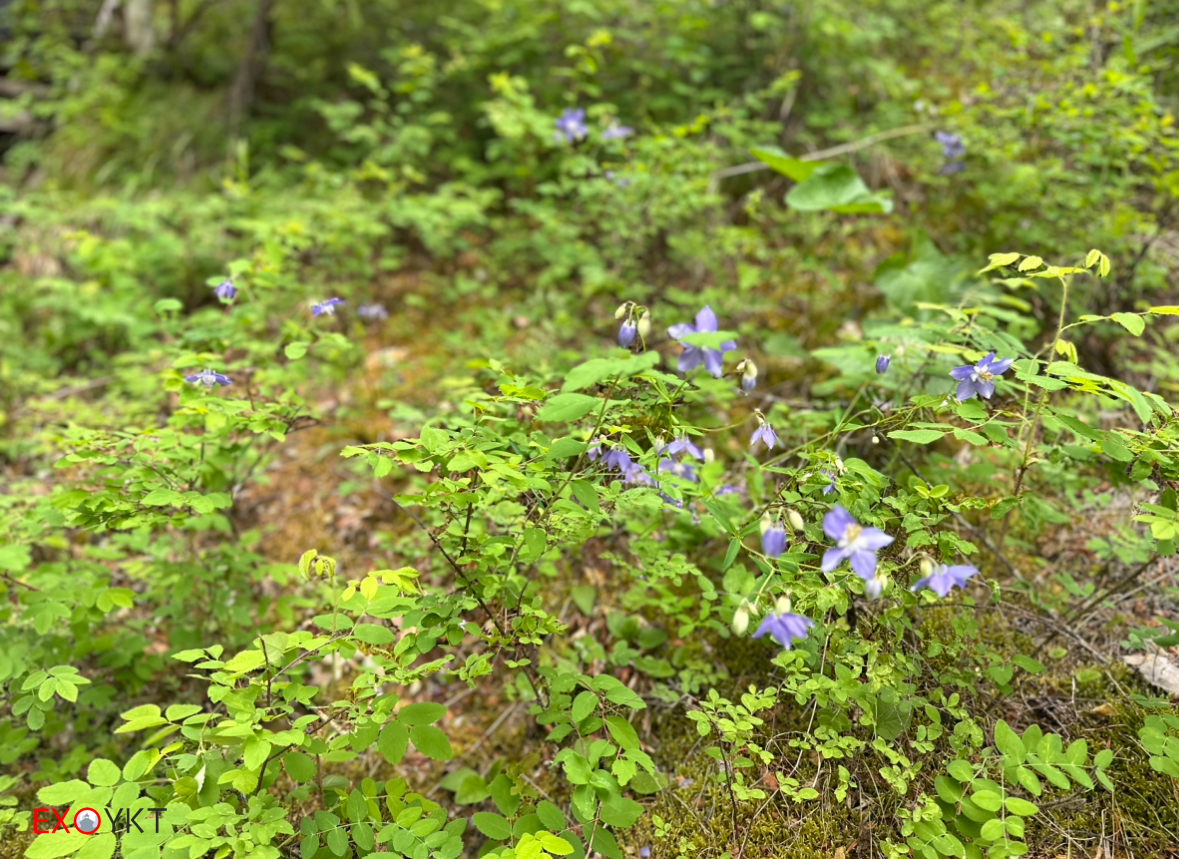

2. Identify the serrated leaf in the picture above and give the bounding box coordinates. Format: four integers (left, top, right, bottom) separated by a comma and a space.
471, 812, 512, 841
888, 429, 944, 444
409, 725, 452, 761
536, 393, 600, 422
1110, 313, 1145, 336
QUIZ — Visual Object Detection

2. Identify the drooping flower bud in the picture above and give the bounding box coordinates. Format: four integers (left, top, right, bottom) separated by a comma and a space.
865, 576, 887, 600
703, 447, 714, 464
775, 595, 792, 615
919, 558, 934, 578
732, 606, 750, 635
786, 508, 805, 533
615, 302, 630, 319
876, 355, 891, 374
618, 319, 638, 347
636, 311, 651, 340
737, 359, 758, 393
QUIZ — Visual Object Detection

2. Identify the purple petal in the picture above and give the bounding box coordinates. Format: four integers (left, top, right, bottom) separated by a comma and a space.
849, 550, 878, 581
988, 357, 1014, 375
956, 380, 978, 401
821, 546, 849, 573
668, 322, 696, 340
822, 505, 856, 541
702, 348, 725, 378
976, 380, 995, 399
977, 351, 997, 368
949, 365, 976, 381
719, 340, 737, 353
857, 527, 894, 551
678, 347, 704, 373
695, 305, 719, 333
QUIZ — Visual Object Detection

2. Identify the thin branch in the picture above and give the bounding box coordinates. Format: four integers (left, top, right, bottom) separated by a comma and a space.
711, 123, 932, 181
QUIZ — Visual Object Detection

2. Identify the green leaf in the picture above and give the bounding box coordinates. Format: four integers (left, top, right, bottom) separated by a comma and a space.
378, 721, 409, 764
409, 725, 453, 761
74, 834, 116, 859
785, 163, 893, 214
562, 352, 661, 392
353, 623, 395, 645
87, 759, 122, 787
536, 393, 600, 422
605, 716, 641, 751
284, 751, 317, 782
888, 429, 944, 445
537, 801, 567, 831
1110, 313, 1145, 336
471, 812, 512, 841
140, 488, 183, 507
971, 790, 1003, 812
748, 145, 820, 181
165, 704, 203, 722
26, 832, 92, 859
571, 691, 598, 724
37, 781, 90, 805
520, 527, 547, 563
285, 341, 310, 360
347, 788, 368, 824
1004, 797, 1038, 817
399, 703, 447, 726
993, 721, 1025, 762
223, 649, 266, 674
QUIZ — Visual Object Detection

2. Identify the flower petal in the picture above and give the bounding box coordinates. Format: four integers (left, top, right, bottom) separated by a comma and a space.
956, 379, 977, 401
667, 322, 696, 340
719, 340, 737, 353
821, 546, 848, 573
856, 527, 894, 551
988, 357, 1014, 375
678, 347, 704, 373
822, 505, 856, 541
849, 550, 878, 581
976, 379, 995, 399
695, 305, 719, 333
949, 365, 976, 381
703, 348, 725, 378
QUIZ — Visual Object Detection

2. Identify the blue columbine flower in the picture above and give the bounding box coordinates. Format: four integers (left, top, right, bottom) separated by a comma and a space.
752, 609, 814, 650
949, 351, 1014, 401
311, 297, 345, 317
213, 279, 237, 302
624, 462, 656, 487
601, 447, 633, 472
665, 436, 705, 461
935, 131, 966, 160
876, 354, 890, 374
618, 318, 637, 347
912, 563, 979, 598
750, 422, 779, 451
667, 305, 736, 377
357, 303, 388, 321
184, 370, 232, 388
760, 517, 787, 558
555, 108, 588, 143
821, 505, 894, 581
820, 469, 837, 495
602, 123, 634, 140
658, 458, 698, 482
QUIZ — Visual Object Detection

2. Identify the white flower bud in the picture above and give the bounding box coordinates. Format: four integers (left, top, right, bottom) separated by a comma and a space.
865, 576, 887, 600
775, 595, 792, 615
615, 302, 630, 320
871, 435, 880, 444
786, 508, 805, 533
636, 311, 651, 339
703, 448, 715, 464
835, 457, 846, 474
919, 558, 934, 577
732, 606, 750, 635
760, 513, 773, 535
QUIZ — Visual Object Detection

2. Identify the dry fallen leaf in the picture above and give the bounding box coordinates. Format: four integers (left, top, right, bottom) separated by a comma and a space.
1122, 652, 1179, 698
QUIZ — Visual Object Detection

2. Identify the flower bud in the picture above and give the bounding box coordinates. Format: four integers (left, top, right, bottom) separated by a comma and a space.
786, 508, 805, 533
615, 302, 630, 320
865, 576, 887, 600
919, 558, 934, 577
636, 311, 651, 339
740, 359, 758, 393
835, 457, 846, 474
760, 513, 773, 535
732, 606, 750, 635
871, 435, 880, 444
876, 354, 891, 374
618, 319, 637, 348
775, 595, 792, 615
703, 447, 714, 464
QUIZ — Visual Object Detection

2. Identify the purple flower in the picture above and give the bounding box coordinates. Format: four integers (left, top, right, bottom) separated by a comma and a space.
715, 484, 741, 497
640, 849, 651, 859
821, 505, 894, 581
664, 436, 704, 461
623, 462, 656, 486
213, 279, 237, 302
820, 469, 836, 495
750, 423, 778, 451
752, 611, 814, 650
935, 131, 966, 160
555, 108, 588, 143
602, 123, 634, 140
876, 355, 890, 374
311, 297, 345, 317
184, 370, 232, 388
601, 448, 633, 472
658, 458, 698, 482
939, 160, 966, 175
949, 351, 1014, 401
357, 303, 388, 321
739, 359, 758, 393
761, 519, 787, 558
912, 563, 979, 598
667, 305, 736, 377
618, 318, 637, 347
